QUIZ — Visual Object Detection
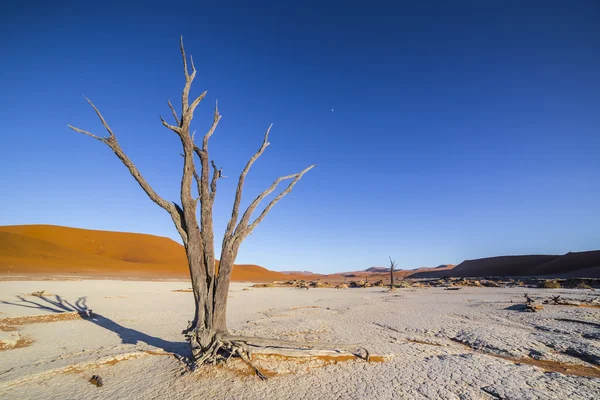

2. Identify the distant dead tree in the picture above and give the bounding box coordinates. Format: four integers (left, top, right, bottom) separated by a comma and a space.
389, 257, 397, 289
69, 38, 368, 375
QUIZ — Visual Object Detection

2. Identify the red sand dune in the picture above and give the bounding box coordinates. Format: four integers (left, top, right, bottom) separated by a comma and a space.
0, 225, 309, 281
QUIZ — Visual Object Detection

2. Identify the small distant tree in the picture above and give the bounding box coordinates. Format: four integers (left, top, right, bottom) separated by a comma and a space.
389, 256, 397, 289
69, 38, 367, 374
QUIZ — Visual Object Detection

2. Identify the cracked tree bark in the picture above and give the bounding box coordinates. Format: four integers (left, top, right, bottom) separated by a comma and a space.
69, 37, 369, 376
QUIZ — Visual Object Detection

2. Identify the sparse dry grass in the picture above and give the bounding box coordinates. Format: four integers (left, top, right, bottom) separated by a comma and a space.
539, 279, 561, 289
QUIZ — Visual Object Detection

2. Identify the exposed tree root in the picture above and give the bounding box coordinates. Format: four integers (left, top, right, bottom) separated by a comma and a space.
225, 335, 370, 361
185, 326, 371, 380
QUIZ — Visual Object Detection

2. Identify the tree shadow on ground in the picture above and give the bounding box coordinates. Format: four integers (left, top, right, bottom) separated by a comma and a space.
1, 294, 190, 358
504, 304, 530, 311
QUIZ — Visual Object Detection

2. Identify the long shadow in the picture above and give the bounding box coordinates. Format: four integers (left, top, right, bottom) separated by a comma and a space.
504, 304, 528, 312
1, 294, 190, 358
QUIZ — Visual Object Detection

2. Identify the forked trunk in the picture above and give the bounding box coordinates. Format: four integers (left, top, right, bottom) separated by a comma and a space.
186, 242, 234, 362
185, 246, 216, 360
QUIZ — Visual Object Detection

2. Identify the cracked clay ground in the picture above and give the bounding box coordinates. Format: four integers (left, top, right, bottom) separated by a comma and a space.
1, 280, 599, 399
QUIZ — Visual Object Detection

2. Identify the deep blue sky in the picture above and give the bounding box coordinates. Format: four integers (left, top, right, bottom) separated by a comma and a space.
1, 1, 599, 273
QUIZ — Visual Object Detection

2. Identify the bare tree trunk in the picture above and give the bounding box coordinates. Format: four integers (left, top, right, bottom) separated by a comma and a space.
185, 234, 217, 359
389, 257, 396, 289
212, 255, 235, 333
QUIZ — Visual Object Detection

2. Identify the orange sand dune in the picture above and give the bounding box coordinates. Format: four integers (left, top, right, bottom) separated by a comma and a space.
0, 225, 305, 281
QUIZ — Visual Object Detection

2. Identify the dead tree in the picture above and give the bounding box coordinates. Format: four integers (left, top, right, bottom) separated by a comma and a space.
389, 257, 397, 289
524, 293, 543, 312
68, 38, 368, 373
524, 293, 534, 304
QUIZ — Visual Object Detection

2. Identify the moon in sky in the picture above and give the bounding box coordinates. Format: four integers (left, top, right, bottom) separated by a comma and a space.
331, 109, 334, 112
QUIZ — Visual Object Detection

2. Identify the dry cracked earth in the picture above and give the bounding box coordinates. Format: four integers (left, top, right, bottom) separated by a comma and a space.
0, 280, 599, 399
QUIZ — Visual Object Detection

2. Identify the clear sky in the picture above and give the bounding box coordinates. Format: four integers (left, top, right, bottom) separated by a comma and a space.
1, 1, 599, 273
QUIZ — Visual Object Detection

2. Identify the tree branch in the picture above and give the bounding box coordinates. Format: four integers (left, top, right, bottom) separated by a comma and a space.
160, 115, 183, 134
237, 165, 315, 239
69, 98, 188, 244
168, 100, 180, 126
193, 168, 202, 203
188, 91, 207, 117
67, 125, 105, 142
202, 101, 221, 151
191, 101, 221, 212
210, 160, 223, 203
180, 36, 196, 119
180, 36, 189, 80
80, 96, 116, 138
224, 124, 272, 238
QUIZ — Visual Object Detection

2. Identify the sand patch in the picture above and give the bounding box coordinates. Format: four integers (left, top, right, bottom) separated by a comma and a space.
62, 350, 175, 374
450, 338, 600, 379
493, 355, 600, 379
0, 350, 181, 389
215, 353, 386, 379
172, 289, 193, 293
578, 304, 600, 309
0, 312, 83, 331
30, 290, 53, 297
0, 312, 84, 352
0, 336, 33, 351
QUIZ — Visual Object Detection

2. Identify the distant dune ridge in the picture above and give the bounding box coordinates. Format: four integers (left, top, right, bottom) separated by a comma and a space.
365, 267, 390, 273
410, 252, 600, 279
1, 224, 598, 279
0, 225, 306, 281
323, 265, 455, 281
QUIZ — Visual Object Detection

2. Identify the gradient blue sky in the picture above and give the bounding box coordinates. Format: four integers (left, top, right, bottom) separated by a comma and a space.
1, 1, 599, 273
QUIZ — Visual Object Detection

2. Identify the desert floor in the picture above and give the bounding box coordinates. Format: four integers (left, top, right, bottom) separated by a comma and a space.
1, 280, 599, 399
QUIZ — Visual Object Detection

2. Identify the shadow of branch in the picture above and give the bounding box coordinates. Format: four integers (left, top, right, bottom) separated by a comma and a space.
1, 294, 190, 358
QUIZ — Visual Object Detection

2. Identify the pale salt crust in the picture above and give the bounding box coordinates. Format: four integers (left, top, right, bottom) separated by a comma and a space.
1, 280, 599, 399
